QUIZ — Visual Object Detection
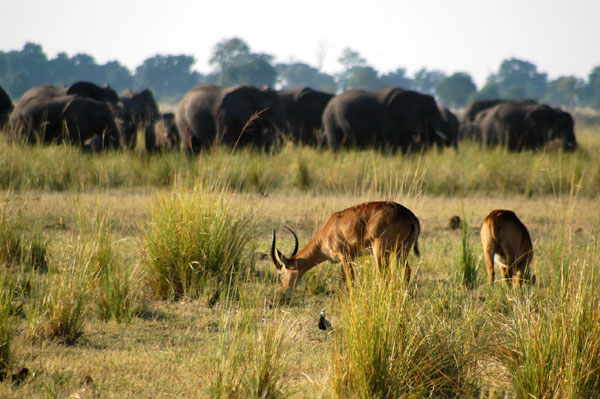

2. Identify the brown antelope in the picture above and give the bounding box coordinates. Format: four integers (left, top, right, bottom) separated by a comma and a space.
480, 209, 535, 286
270, 201, 421, 296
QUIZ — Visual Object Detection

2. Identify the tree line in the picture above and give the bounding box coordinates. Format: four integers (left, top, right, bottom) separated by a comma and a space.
1, 39, 599, 109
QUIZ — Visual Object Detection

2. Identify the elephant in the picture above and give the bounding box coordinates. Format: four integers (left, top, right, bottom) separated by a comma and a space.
277, 87, 333, 146
66, 81, 120, 104
463, 99, 508, 125
176, 84, 286, 153
460, 99, 537, 140
145, 113, 180, 152
120, 88, 160, 129
475, 100, 576, 151
8, 94, 120, 149
13, 82, 135, 150
0, 86, 13, 129
322, 88, 446, 153
439, 107, 459, 148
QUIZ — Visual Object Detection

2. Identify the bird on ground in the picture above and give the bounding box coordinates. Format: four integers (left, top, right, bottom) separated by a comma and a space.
318, 310, 332, 331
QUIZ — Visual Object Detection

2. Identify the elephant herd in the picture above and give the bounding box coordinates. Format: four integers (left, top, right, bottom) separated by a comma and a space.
0, 81, 577, 154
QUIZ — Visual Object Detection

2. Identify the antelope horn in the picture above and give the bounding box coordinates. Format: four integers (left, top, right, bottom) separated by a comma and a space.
284, 225, 299, 257
271, 228, 285, 269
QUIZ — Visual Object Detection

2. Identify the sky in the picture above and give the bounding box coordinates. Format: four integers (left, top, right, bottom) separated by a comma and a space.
1, 0, 599, 87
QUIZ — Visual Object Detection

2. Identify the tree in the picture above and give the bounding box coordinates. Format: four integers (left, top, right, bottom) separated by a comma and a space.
209, 38, 250, 73
471, 75, 501, 101
381, 68, 413, 89
581, 66, 600, 109
543, 76, 584, 108
275, 62, 336, 93
336, 48, 371, 91
496, 58, 547, 100
135, 54, 203, 100
412, 68, 446, 95
219, 54, 277, 87
346, 66, 386, 90
209, 38, 277, 87
100, 61, 134, 92
435, 72, 477, 108
0, 42, 50, 98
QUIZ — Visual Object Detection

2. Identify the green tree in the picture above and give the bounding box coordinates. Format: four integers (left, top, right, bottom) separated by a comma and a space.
346, 66, 386, 90
210, 38, 277, 87
581, 66, 600, 109
435, 72, 477, 108
135, 54, 203, 100
275, 62, 336, 93
219, 53, 277, 87
209, 38, 250, 73
496, 58, 547, 100
336, 48, 369, 91
381, 68, 413, 89
543, 76, 584, 108
471, 75, 501, 101
412, 68, 446, 95
0, 42, 51, 98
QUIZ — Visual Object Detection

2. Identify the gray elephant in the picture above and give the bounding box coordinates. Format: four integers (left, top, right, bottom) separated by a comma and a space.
120, 89, 160, 129
476, 100, 576, 151
66, 81, 120, 104
277, 87, 333, 146
9, 82, 126, 150
176, 84, 286, 153
439, 107, 459, 148
463, 99, 508, 125
145, 113, 180, 152
9, 94, 119, 149
0, 86, 13, 129
24, 82, 136, 150
322, 88, 446, 153
460, 99, 537, 140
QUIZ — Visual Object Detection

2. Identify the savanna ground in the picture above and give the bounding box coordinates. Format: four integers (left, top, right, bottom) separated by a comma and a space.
1, 117, 600, 399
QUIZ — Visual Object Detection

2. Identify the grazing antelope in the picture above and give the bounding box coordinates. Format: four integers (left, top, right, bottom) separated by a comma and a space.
270, 201, 421, 296
480, 209, 535, 286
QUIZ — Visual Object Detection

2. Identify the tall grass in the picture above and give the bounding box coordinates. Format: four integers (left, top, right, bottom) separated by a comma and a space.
490, 218, 600, 398
23, 247, 90, 344
0, 205, 49, 270
210, 298, 298, 399
0, 133, 599, 197
457, 218, 479, 289
0, 271, 15, 375
77, 206, 137, 322
331, 257, 475, 398
142, 182, 259, 300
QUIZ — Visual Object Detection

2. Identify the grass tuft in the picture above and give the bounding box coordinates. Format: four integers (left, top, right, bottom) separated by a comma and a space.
142, 182, 259, 300
331, 256, 475, 398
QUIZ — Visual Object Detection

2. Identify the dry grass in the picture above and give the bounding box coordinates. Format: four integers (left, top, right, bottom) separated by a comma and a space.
0, 122, 599, 398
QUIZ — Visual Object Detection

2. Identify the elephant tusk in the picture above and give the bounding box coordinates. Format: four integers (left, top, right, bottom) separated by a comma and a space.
435, 129, 448, 141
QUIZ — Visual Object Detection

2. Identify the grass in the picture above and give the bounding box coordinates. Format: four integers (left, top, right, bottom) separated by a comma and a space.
331, 258, 476, 398
0, 120, 598, 397
0, 126, 598, 197
0, 271, 15, 376
142, 181, 260, 300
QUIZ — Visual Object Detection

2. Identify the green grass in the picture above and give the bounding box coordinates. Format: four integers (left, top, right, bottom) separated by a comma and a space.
331, 258, 476, 398
0, 271, 15, 375
0, 127, 599, 197
142, 181, 260, 300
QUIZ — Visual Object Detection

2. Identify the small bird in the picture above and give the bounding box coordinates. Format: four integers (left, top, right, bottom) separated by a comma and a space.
318, 310, 332, 331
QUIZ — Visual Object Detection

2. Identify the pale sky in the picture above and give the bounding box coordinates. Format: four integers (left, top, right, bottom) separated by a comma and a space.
2, 0, 599, 87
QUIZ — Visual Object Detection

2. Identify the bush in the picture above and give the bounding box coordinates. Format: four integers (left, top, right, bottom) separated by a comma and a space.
142, 183, 259, 300
331, 257, 475, 398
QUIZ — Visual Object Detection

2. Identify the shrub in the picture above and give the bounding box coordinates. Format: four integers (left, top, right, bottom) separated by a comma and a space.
143, 183, 259, 300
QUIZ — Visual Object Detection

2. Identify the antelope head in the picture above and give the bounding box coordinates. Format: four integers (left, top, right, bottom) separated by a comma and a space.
270, 226, 302, 296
